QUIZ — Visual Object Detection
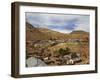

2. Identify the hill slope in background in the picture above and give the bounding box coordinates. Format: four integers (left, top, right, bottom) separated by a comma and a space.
26, 22, 89, 41
26, 22, 50, 41
71, 30, 89, 34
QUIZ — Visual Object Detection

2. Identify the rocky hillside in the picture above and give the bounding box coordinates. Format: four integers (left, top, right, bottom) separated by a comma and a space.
71, 30, 88, 34
26, 22, 50, 41
26, 22, 89, 41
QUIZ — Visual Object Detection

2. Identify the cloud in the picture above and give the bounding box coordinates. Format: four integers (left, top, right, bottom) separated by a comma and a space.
26, 12, 90, 33
74, 16, 90, 32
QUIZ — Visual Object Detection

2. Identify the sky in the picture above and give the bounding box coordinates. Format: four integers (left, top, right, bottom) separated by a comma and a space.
25, 12, 90, 33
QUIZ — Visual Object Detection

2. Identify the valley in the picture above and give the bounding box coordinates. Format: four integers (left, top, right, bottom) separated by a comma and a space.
26, 22, 89, 67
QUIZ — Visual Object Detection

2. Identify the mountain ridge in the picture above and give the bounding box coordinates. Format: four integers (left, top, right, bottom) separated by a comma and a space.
26, 22, 89, 41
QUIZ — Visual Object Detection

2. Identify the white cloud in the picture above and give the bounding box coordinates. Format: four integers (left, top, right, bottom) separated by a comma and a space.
53, 29, 72, 33
26, 12, 90, 33
74, 16, 90, 32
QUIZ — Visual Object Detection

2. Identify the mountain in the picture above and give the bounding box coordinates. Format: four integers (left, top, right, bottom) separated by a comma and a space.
69, 30, 89, 39
26, 22, 50, 41
26, 22, 69, 41
37, 27, 71, 39
26, 22, 89, 41
71, 30, 88, 34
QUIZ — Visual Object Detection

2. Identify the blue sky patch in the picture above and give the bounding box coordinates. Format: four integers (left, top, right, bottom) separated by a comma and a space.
26, 13, 90, 33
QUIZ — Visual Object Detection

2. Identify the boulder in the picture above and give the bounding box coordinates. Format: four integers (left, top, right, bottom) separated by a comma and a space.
26, 57, 47, 67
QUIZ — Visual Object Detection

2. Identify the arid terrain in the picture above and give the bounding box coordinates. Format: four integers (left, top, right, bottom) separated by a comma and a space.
26, 22, 89, 67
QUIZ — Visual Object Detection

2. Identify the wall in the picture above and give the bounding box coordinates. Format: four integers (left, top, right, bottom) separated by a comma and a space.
0, 0, 99, 80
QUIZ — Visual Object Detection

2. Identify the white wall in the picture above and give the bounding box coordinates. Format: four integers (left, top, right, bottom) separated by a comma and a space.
0, 0, 99, 80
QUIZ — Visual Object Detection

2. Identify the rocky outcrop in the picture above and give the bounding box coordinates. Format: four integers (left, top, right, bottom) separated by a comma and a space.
26, 57, 47, 67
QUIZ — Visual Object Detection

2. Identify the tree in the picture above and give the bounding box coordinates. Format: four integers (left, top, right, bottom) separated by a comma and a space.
58, 47, 71, 56
65, 47, 71, 54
